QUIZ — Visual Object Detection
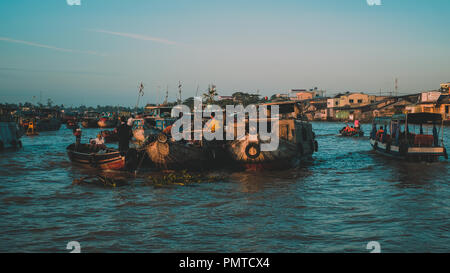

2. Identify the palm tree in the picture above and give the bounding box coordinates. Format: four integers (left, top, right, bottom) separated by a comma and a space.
203, 84, 218, 104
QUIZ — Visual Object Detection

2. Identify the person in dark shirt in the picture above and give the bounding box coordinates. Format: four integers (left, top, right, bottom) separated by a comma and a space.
117, 116, 132, 153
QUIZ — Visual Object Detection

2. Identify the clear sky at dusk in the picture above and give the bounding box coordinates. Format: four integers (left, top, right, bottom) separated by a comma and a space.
1, 0, 449, 106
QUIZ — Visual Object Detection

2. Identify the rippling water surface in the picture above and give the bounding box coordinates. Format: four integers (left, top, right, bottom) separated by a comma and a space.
0, 122, 449, 252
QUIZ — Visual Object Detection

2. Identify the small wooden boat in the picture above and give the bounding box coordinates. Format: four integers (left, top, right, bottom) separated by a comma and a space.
145, 133, 211, 170
339, 127, 364, 137
66, 144, 125, 170
370, 113, 448, 162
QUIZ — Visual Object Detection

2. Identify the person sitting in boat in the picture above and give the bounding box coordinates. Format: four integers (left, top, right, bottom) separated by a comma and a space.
376, 126, 384, 141
90, 133, 107, 151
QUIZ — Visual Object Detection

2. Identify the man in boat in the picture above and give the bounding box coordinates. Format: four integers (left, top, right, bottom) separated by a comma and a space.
117, 116, 132, 154
72, 125, 82, 150
354, 119, 360, 129
376, 126, 384, 141
91, 133, 106, 150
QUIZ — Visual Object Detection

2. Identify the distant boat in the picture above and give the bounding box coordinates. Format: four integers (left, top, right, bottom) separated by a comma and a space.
81, 111, 100, 128
98, 116, 118, 128
370, 113, 448, 162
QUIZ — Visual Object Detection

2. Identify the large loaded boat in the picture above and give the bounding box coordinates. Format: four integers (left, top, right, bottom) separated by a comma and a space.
81, 111, 100, 128
370, 113, 448, 162
226, 101, 318, 170
66, 144, 126, 170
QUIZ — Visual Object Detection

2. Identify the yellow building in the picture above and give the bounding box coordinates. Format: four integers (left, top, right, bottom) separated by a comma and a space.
327, 92, 376, 108
405, 95, 450, 122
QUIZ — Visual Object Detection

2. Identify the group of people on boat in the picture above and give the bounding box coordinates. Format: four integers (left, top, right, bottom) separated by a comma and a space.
340, 120, 363, 137
72, 116, 133, 154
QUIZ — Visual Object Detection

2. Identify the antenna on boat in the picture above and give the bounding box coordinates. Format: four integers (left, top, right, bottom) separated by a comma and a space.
195, 84, 199, 97
178, 81, 182, 104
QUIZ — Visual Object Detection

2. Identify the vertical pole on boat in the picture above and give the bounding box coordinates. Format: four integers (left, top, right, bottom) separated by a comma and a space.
136, 82, 144, 113
164, 85, 169, 105
178, 81, 182, 105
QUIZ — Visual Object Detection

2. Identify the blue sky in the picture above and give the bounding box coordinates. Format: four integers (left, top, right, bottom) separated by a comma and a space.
1, 0, 449, 106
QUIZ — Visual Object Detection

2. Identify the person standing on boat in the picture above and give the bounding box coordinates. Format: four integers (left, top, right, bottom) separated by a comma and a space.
354, 119, 360, 129
117, 116, 132, 154
73, 126, 82, 150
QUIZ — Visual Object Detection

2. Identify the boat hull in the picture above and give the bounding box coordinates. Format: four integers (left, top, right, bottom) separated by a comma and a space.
370, 139, 446, 162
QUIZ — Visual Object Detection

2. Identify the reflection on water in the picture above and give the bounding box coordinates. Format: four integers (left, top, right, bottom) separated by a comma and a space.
0, 123, 449, 252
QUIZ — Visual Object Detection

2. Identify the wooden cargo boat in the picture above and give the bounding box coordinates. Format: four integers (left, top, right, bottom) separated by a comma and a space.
370, 113, 448, 162
227, 101, 317, 170
66, 144, 125, 170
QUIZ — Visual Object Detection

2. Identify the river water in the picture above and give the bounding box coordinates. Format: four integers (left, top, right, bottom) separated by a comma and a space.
0, 122, 448, 252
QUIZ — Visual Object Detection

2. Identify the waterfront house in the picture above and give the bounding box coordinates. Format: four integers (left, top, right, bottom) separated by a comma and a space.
327, 92, 376, 109
405, 93, 450, 123
290, 88, 326, 101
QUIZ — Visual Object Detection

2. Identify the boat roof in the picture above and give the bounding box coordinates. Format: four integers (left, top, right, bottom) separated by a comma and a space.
393, 113, 442, 124
374, 113, 442, 124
